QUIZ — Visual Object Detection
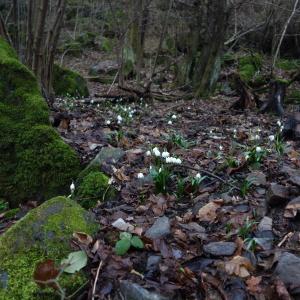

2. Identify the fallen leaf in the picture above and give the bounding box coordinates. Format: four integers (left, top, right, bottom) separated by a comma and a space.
284, 197, 300, 218
274, 278, 292, 300
113, 167, 130, 182
33, 259, 60, 289
246, 276, 262, 294
197, 200, 223, 222
61, 251, 88, 274
224, 255, 254, 278
112, 218, 134, 232
73, 232, 93, 246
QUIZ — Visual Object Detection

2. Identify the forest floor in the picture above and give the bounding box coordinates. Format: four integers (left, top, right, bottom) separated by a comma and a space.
2, 52, 300, 299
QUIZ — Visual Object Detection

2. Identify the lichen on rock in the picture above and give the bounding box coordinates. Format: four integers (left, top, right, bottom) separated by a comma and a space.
0, 38, 80, 207
0, 196, 98, 299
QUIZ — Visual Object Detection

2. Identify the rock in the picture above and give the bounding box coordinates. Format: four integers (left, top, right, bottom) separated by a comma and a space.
146, 255, 161, 278
275, 252, 300, 295
284, 196, 300, 218
145, 216, 171, 239
289, 175, 300, 187
0, 196, 98, 299
258, 216, 272, 232
267, 183, 289, 206
0, 38, 80, 207
246, 171, 267, 186
281, 165, 300, 177
90, 146, 125, 168
254, 230, 274, 250
120, 281, 170, 300
282, 112, 300, 140
89, 60, 119, 76
203, 242, 237, 257
53, 64, 89, 97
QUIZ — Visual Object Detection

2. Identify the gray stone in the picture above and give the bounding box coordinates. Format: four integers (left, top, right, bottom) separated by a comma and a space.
203, 242, 237, 257
146, 256, 161, 273
275, 252, 300, 295
145, 216, 170, 239
120, 281, 170, 300
267, 183, 289, 206
281, 165, 300, 177
289, 175, 300, 187
89, 60, 118, 76
90, 147, 125, 167
254, 230, 274, 250
247, 171, 267, 186
258, 216, 272, 232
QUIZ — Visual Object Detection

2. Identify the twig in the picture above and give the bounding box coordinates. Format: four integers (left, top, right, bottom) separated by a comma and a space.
107, 69, 120, 95
277, 232, 293, 247
92, 260, 103, 300
180, 164, 241, 192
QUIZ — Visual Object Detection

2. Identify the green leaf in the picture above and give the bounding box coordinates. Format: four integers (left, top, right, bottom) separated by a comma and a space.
131, 236, 144, 249
61, 251, 88, 274
115, 238, 131, 256
120, 232, 132, 240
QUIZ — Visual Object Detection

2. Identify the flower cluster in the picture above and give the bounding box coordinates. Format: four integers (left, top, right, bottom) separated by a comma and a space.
146, 147, 182, 164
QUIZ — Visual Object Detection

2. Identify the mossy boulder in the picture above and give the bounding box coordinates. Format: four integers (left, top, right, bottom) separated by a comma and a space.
75, 167, 117, 209
0, 196, 98, 299
0, 38, 80, 207
238, 53, 262, 83
53, 64, 89, 98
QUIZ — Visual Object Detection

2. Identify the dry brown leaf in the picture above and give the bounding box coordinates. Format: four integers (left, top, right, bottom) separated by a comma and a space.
224, 255, 254, 278
73, 232, 93, 246
274, 278, 292, 300
196, 200, 223, 222
246, 276, 262, 294
284, 197, 300, 218
113, 167, 130, 182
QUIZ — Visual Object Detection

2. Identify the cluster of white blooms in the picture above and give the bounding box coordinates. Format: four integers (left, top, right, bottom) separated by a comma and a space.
277, 120, 284, 132
161, 151, 170, 158
172, 114, 177, 119
165, 157, 182, 164
117, 115, 123, 124
152, 147, 161, 157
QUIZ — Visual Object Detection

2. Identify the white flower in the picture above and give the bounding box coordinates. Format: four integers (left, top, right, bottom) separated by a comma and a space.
195, 173, 201, 179
162, 151, 170, 158
97, 104, 100, 108
129, 113, 133, 118
245, 153, 250, 160
168, 120, 173, 125
175, 158, 182, 164
165, 157, 172, 163
280, 125, 284, 132
91, 99, 94, 104
256, 146, 262, 152
277, 120, 282, 127
137, 173, 144, 179
146, 150, 151, 156
158, 167, 162, 173
254, 134, 260, 140
172, 114, 177, 119
269, 135, 275, 142
152, 147, 161, 157
70, 181, 75, 194
105, 120, 111, 125
117, 115, 122, 122
233, 129, 237, 133
219, 145, 223, 151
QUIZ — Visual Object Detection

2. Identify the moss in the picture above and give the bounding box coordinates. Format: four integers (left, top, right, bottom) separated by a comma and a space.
276, 59, 300, 71
0, 196, 98, 299
75, 170, 117, 209
0, 38, 80, 207
3, 208, 20, 219
53, 64, 89, 98
286, 90, 300, 104
238, 53, 262, 82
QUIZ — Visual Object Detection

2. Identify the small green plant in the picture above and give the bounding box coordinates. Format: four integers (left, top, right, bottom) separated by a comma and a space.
150, 165, 171, 194
237, 217, 257, 240
169, 133, 191, 149
245, 146, 266, 165
176, 177, 186, 199
0, 199, 8, 213
191, 173, 207, 191
225, 156, 239, 168
115, 232, 144, 256
274, 133, 285, 155
225, 222, 234, 234
244, 237, 258, 251
240, 179, 254, 197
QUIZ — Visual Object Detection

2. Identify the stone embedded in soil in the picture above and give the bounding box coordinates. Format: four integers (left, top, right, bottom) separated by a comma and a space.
203, 241, 237, 257
120, 280, 170, 300
275, 252, 300, 295
145, 216, 171, 239
146, 255, 161, 278
258, 216, 272, 231
89, 60, 119, 76
246, 171, 267, 186
284, 196, 300, 218
289, 175, 300, 187
267, 183, 289, 206
90, 146, 125, 167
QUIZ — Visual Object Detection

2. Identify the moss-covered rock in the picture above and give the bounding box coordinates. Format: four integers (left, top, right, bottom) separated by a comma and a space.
238, 53, 262, 82
53, 64, 89, 98
75, 167, 117, 209
0, 38, 80, 207
0, 196, 98, 299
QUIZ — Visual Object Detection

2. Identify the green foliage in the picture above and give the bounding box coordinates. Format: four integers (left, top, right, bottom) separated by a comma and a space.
274, 133, 285, 155
169, 133, 191, 149
150, 165, 170, 194
240, 179, 254, 198
101, 37, 113, 52
225, 156, 239, 168
115, 232, 144, 256
75, 170, 116, 209
0, 196, 97, 299
276, 59, 300, 71
75, 32, 96, 48
0, 199, 8, 212
53, 64, 89, 98
0, 38, 80, 207
176, 177, 186, 199
237, 217, 257, 240
245, 146, 266, 165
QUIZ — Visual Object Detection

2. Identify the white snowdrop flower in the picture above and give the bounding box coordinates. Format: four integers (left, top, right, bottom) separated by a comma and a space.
269, 135, 275, 142
137, 173, 144, 179
254, 134, 260, 140
195, 173, 201, 179
245, 154, 250, 160
158, 167, 162, 173
257, 128, 261, 132
153, 147, 161, 157
162, 151, 170, 158
188, 106, 191, 110
168, 120, 173, 125
117, 115, 122, 123
175, 158, 182, 164
277, 120, 282, 127
280, 125, 284, 132
145, 104, 148, 108
256, 146, 262, 152
105, 120, 111, 125
91, 99, 94, 104
97, 104, 100, 108
124, 107, 127, 112
140, 97, 143, 101
172, 114, 177, 119
146, 150, 151, 156
70, 181, 75, 194
233, 129, 237, 133
129, 113, 133, 118
209, 130, 213, 134
219, 145, 223, 151
149, 165, 153, 170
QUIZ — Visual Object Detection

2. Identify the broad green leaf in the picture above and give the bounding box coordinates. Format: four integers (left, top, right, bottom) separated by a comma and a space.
131, 236, 144, 249
120, 232, 132, 240
61, 251, 88, 274
115, 238, 131, 256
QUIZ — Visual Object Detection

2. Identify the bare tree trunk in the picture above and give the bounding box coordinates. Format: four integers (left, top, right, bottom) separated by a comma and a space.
0, 12, 12, 45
